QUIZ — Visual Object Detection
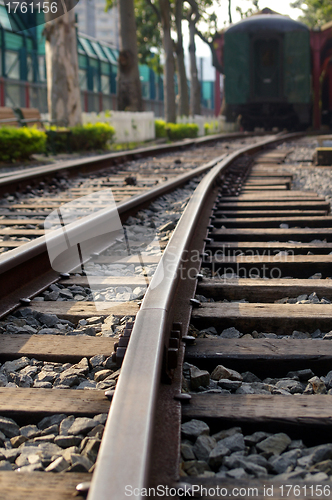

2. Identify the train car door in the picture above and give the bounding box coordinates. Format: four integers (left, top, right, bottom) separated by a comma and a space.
252, 37, 281, 100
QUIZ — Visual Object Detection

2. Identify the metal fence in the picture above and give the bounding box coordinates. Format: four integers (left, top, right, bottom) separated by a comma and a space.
201, 106, 215, 117
0, 78, 213, 120
143, 99, 164, 117
0, 79, 48, 112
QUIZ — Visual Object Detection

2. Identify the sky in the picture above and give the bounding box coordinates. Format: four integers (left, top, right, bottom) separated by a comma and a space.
183, 0, 304, 80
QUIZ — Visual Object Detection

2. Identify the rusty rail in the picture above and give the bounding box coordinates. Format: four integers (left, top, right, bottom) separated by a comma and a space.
87, 132, 302, 500
0, 149, 230, 318
0, 132, 254, 196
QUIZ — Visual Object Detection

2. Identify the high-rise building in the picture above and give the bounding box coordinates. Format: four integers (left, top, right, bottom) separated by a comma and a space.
75, 0, 119, 49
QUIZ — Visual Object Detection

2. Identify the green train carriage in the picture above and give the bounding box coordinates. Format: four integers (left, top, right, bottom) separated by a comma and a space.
223, 14, 312, 130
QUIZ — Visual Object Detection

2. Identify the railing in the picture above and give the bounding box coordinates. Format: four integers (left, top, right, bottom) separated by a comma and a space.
201, 106, 215, 117
0, 78, 48, 112
143, 98, 164, 117
0, 78, 214, 121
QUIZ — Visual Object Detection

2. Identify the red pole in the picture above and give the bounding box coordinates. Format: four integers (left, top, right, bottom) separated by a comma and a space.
214, 69, 221, 116
0, 78, 5, 106
25, 82, 30, 108
328, 62, 332, 112
311, 31, 321, 130
84, 90, 88, 112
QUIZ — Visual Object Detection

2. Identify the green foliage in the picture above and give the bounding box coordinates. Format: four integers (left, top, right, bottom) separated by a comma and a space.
45, 125, 70, 154
155, 120, 199, 140
46, 123, 115, 154
110, 141, 145, 151
106, 0, 162, 73
204, 120, 220, 135
165, 123, 199, 140
0, 126, 47, 162
236, 0, 260, 19
291, 0, 332, 28
70, 123, 115, 151
155, 119, 167, 138
135, 0, 163, 74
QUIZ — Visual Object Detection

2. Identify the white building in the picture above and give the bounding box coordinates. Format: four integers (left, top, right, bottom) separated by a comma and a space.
75, 0, 119, 49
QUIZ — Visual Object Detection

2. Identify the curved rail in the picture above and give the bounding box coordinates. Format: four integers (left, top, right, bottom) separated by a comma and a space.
0, 147, 230, 317
87, 132, 302, 500
0, 132, 253, 196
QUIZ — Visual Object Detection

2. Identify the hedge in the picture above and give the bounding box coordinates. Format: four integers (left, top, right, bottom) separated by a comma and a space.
155, 119, 167, 138
45, 122, 115, 154
70, 122, 115, 151
155, 120, 199, 141
0, 127, 47, 162
165, 123, 199, 140
204, 121, 219, 135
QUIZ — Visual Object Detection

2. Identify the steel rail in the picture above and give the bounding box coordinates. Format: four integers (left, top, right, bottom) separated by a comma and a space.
0, 132, 252, 196
87, 132, 302, 500
0, 149, 231, 317
0, 152, 230, 275
0, 130, 296, 277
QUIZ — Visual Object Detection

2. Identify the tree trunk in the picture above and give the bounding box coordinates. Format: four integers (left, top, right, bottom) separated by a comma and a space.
195, 29, 224, 74
117, 0, 143, 111
228, 0, 232, 24
160, 0, 176, 123
175, 0, 189, 116
44, 2, 82, 126
189, 17, 201, 116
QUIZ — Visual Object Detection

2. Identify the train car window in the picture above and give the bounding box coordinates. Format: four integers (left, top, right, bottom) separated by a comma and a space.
262, 48, 275, 67
253, 39, 280, 100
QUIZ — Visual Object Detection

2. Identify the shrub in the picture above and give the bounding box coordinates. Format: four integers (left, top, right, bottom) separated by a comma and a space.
165, 123, 199, 141
204, 120, 219, 135
70, 122, 115, 151
0, 126, 47, 162
155, 119, 167, 138
45, 126, 70, 154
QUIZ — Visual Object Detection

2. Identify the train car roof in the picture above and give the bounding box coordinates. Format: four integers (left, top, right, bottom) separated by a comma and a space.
225, 14, 309, 34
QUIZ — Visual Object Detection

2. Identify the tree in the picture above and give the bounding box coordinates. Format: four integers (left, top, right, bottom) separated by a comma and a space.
186, 0, 201, 115
184, 0, 223, 76
175, 0, 190, 116
135, 0, 163, 74
107, 0, 162, 73
236, 0, 259, 19
117, 0, 143, 111
142, 0, 189, 118
291, 0, 332, 28
146, 0, 176, 122
44, 0, 82, 126
159, 0, 177, 122
228, 0, 232, 24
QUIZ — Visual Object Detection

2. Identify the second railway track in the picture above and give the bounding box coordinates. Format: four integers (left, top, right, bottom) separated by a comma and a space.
89, 133, 332, 500
0, 133, 261, 257
1, 132, 331, 500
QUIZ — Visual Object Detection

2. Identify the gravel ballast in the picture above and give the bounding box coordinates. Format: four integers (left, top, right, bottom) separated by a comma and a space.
181, 420, 332, 481
0, 413, 106, 472
0, 355, 118, 390
183, 363, 332, 395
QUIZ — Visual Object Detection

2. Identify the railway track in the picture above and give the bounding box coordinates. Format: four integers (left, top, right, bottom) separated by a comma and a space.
0, 133, 260, 257
2, 131, 329, 500
87, 132, 332, 500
